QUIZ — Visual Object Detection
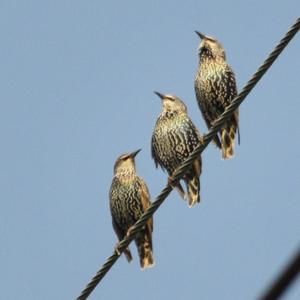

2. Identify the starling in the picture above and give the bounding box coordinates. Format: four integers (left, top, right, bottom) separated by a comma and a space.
151, 92, 202, 207
194, 31, 240, 159
109, 149, 154, 269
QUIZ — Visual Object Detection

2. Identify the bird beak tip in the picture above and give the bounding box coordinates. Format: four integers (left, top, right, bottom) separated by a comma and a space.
131, 149, 141, 158
195, 31, 205, 39
154, 91, 164, 99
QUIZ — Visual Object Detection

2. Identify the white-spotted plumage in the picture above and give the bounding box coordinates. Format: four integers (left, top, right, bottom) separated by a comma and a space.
194, 31, 240, 159
151, 92, 202, 207
110, 150, 155, 269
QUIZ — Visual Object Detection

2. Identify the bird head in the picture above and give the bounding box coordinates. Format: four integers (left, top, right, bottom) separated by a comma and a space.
154, 91, 187, 114
113, 149, 141, 175
195, 31, 226, 60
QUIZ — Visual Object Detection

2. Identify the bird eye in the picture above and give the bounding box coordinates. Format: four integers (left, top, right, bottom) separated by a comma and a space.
166, 96, 175, 101
206, 37, 216, 43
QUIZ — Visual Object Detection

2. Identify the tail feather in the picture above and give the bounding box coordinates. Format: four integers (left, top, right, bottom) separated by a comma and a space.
221, 129, 234, 159
187, 176, 200, 207
140, 249, 155, 270
172, 181, 187, 201
221, 112, 239, 159
124, 248, 133, 263
184, 157, 202, 207
136, 230, 155, 270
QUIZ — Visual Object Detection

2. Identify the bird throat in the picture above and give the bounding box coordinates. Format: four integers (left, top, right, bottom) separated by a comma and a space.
115, 169, 136, 183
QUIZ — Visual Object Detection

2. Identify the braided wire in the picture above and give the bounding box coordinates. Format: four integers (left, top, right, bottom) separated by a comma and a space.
76, 17, 300, 300
260, 247, 300, 300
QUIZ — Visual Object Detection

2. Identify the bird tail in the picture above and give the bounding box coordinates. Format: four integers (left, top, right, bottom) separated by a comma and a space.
221, 110, 240, 159
184, 157, 202, 207
136, 229, 155, 270
213, 135, 222, 149
124, 248, 133, 263
172, 181, 187, 201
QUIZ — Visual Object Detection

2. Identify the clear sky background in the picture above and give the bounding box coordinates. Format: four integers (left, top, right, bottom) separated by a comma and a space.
1, 1, 299, 300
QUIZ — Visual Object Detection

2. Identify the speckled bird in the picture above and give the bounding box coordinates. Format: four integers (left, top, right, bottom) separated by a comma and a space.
194, 31, 240, 159
109, 149, 154, 269
151, 92, 202, 207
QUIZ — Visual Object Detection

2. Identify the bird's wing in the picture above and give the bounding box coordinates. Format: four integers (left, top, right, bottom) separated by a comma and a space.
151, 132, 160, 169
139, 178, 153, 233
224, 65, 241, 144
186, 118, 203, 149
151, 127, 167, 172
224, 66, 237, 101
195, 85, 222, 148
194, 84, 213, 129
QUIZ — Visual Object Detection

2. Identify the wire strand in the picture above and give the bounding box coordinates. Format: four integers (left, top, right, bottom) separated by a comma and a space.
259, 247, 300, 300
76, 17, 300, 300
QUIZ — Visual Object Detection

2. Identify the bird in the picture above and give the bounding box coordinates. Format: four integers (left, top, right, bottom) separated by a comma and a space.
151, 92, 202, 207
109, 149, 154, 269
194, 31, 240, 159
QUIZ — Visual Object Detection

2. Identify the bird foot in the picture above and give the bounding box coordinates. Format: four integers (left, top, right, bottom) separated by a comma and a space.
114, 243, 122, 256
168, 175, 176, 187
126, 226, 135, 237
168, 175, 186, 200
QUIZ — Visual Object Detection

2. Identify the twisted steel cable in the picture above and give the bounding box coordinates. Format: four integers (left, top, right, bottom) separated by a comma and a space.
260, 247, 300, 300
77, 17, 300, 300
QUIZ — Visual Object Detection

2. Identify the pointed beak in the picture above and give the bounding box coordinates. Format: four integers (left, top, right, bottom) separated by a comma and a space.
195, 31, 206, 39
130, 149, 141, 158
154, 91, 165, 100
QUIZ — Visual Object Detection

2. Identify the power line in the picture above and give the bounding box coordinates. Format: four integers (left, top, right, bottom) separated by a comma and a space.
76, 17, 300, 300
260, 247, 300, 300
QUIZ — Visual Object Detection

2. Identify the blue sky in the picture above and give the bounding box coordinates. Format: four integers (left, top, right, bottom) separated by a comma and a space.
0, 1, 299, 299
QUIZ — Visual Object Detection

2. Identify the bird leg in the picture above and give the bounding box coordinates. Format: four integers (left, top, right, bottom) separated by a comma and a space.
114, 225, 137, 256
168, 175, 186, 200
114, 225, 136, 255
114, 243, 122, 256
126, 225, 135, 237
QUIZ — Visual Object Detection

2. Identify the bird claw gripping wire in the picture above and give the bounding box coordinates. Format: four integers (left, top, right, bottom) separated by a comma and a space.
167, 175, 187, 200
126, 225, 135, 237
114, 243, 122, 256
114, 224, 140, 256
